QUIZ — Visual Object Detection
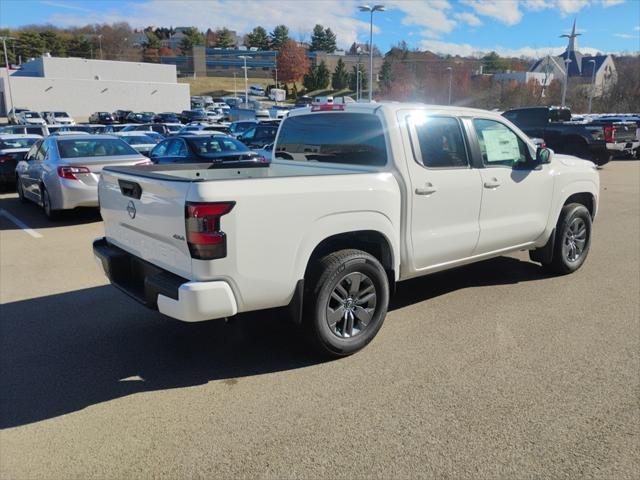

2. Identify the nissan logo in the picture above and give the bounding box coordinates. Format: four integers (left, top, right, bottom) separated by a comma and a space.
126, 201, 136, 219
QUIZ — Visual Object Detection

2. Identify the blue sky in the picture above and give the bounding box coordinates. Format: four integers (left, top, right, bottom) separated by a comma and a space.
1, 0, 639, 57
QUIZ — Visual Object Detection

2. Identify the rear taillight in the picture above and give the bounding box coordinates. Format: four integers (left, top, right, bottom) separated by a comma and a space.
185, 202, 235, 260
604, 126, 616, 142
57, 165, 91, 180
257, 155, 268, 164
0, 155, 12, 163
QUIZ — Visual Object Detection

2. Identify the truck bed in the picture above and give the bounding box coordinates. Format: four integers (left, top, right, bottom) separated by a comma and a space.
104, 160, 376, 183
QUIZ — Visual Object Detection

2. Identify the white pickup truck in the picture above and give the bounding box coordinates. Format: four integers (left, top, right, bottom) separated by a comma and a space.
94, 103, 599, 357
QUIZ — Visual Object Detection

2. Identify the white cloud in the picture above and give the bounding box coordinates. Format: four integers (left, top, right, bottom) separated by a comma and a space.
387, 0, 457, 35
49, 0, 374, 49
418, 38, 613, 58
601, 0, 625, 6
613, 33, 638, 39
461, 0, 523, 25
556, 0, 590, 14
523, 0, 555, 11
454, 12, 483, 27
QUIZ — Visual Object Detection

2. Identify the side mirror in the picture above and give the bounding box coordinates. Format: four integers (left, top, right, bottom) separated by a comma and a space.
536, 147, 552, 164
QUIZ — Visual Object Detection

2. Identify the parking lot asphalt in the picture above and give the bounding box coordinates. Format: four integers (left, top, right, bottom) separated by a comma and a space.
1, 160, 638, 479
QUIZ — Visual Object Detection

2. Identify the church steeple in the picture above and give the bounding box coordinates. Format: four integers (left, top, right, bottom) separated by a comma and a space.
560, 18, 581, 53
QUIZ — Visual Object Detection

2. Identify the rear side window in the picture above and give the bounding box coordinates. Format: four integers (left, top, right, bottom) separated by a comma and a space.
275, 113, 387, 166
409, 116, 468, 168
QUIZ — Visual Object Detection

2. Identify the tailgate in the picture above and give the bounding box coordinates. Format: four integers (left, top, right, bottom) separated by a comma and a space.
99, 169, 193, 278
613, 123, 637, 143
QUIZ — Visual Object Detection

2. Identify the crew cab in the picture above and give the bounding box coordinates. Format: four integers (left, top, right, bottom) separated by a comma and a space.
94, 103, 599, 357
502, 106, 633, 166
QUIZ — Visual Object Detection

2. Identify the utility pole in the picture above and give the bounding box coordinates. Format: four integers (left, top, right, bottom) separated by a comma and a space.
446, 66, 453, 105
238, 55, 250, 105
1, 37, 16, 116
98, 34, 103, 60
359, 4, 385, 102
233, 72, 237, 96
587, 59, 596, 114
561, 58, 571, 108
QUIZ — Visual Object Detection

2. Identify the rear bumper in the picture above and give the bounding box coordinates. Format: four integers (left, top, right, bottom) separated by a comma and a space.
93, 237, 237, 322
607, 141, 639, 152
58, 178, 99, 209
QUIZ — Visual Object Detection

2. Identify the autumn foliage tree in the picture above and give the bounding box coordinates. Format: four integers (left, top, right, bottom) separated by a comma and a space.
276, 39, 309, 92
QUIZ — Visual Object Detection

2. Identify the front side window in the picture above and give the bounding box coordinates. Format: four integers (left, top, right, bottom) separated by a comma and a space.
57, 138, 138, 158
275, 113, 387, 166
166, 139, 187, 156
409, 116, 468, 168
472, 119, 530, 168
25, 140, 43, 161
151, 140, 170, 157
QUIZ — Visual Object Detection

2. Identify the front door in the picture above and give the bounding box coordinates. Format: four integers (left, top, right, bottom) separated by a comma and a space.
402, 113, 483, 271
469, 118, 554, 254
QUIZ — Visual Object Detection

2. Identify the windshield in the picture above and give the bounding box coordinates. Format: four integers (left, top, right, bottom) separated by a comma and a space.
187, 137, 249, 156
57, 138, 139, 158
275, 113, 387, 166
54, 112, 68, 117
122, 135, 154, 145
0, 138, 39, 149
24, 112, 41, 119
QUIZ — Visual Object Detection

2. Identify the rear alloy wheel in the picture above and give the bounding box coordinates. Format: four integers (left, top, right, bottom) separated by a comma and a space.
304, 249, 389, 357
41, 186, 60, 220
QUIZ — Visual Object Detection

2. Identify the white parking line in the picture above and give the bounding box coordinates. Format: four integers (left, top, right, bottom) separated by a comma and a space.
0, 209, 43, 239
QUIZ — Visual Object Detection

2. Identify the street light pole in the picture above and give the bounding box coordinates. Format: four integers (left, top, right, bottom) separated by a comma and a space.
561, 58, 571, 108
233, 72, 237, 96
98, 34, 103, 60
359, 4, 385, 102
238, 55, 249, 105
446, 66, 453, 105
587, 59, 596, 114
1, 37, 16, 116
356, 67, 360, 101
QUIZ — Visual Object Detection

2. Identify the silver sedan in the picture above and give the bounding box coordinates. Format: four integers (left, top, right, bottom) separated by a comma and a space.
16, 134, 150, 219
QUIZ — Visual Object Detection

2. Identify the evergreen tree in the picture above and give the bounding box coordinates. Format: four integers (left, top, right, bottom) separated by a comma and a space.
310, 24, 325, 52
246, 26, 269, 50
316, 60, 330, 89
348, 63, 367, 92
322, 28, 337, 53
379, 59, 393, 90
215, 28, 235, 48
332, 58, 349, 90
15, 31, 45, 59
269, 25, 289, 50
66, 36, 92, 58
303, 64, 319, 91
143, 31, 161, 49
39, 30, 67, 56
178, 27, 204, 54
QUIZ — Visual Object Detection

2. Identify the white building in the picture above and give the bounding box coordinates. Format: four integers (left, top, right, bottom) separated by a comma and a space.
493, 71, 554, 87
1, 56, 190, 119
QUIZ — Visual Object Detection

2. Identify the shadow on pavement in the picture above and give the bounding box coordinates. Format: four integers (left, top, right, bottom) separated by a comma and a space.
1, 256, 548, 428
0, 195, 101, 231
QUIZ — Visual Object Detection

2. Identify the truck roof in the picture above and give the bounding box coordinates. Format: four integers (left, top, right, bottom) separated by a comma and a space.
287, 102, 506, 120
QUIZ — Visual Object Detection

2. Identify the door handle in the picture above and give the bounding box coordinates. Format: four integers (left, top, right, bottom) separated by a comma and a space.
415, 182, 437, 196
484, 178, 501, 189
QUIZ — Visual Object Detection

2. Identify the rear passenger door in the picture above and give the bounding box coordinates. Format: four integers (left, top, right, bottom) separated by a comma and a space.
403, 113, 483, 271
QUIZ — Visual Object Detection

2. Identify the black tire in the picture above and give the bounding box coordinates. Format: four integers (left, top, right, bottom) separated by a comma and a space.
16, 176, 27, 203
543, 203, 592, 275
41, 186, 60, 220
303, 249, 390, 358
